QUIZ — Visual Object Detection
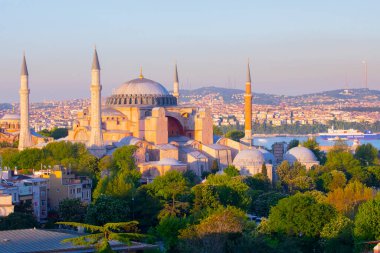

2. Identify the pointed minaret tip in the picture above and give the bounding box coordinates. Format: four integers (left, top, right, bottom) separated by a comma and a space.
174, 63, 179, 83
21, 53, 28, 76
92, 48, 101, 70
247, 60, 251, 83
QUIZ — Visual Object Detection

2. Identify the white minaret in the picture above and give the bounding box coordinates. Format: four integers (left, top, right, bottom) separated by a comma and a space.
173, 64, 180, 103
18, 54, 32, 151
88, 48, 104, 149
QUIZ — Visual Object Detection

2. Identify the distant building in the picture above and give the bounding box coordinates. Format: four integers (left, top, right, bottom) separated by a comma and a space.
0, 194, 14, 217
272, 142, 287, 164
38, 166, 92, 210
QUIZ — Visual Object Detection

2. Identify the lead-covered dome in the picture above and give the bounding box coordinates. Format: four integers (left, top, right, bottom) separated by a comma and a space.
115, 78, 170, 96
284, 146, 317, 163
233, 149, 265, 168
106, 77, 177, 106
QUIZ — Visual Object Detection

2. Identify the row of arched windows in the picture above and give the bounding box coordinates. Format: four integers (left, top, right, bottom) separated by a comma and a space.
106, 95, 177, 106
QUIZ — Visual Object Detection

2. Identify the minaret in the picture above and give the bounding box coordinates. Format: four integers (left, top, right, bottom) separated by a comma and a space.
88, 48, 104, 150
18, 54, 32, 150
173, 64, 180, 103
243, 62, 253, 146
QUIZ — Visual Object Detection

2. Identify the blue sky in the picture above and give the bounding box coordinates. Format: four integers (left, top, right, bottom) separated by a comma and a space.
0, 0, 379, 102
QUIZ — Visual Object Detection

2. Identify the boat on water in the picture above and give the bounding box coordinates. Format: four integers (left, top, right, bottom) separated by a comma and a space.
319, 127, 380, 140
327, 136, 348, 141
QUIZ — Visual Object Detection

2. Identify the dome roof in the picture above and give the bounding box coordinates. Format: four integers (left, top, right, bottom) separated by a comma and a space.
233, 149, 265, 168
258, 148, 276, 165
114, 78, 169, 96
0, 114, 20, 120
284, 146, 317, 163
102, 107, 124, 117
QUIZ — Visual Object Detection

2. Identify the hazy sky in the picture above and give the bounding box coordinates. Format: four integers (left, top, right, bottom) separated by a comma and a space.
0, 0, 379, 102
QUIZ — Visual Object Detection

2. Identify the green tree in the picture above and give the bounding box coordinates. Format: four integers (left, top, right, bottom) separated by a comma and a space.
179, 206, 247, 253
0, 212, 38, 230
57, 221, 144, 253
85, 195, 130, 226
93, 169, 140, 200
287, 139, 299, 150
267, 193, 337, 237
193, 174, 252, 214
58, 198, 87, 222
251, 191, 288, 217
50, 128, 68, 139
225, 130, 244, 142
223, 165, 240, 177
354, 198, 380, 242
112, 146, 138, 171
146, 170, 190, 219
244, 173, 271, 191
320, 215, 354, 253
213, 125, 223, 136
354, 143, 379, 166
325, 150, 361, 178
302, 138, 324, 163
320, 170, 347, 192
156, 216, 189, 252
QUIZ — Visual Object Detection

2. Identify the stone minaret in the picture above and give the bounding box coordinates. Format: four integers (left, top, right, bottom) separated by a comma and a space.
243, 62, 253, 145
173, 64, 180, 103
88, 48, 104, 149
18, 54, 32, 151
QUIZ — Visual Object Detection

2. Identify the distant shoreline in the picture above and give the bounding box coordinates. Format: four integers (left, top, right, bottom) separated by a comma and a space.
253, 134, 318, 138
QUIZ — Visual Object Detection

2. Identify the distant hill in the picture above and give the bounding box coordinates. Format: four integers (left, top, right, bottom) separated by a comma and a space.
180, 86, 283, 105
178, 87, 380, 105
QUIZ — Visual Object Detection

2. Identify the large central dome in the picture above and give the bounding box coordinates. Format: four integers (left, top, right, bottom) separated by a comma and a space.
106, 76, 177, 107
114, 78, 169, 96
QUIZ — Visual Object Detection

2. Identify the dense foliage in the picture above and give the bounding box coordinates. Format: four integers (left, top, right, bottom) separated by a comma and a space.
1, 139, 380, 252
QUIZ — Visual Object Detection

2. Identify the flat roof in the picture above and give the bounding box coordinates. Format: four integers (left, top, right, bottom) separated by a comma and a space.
0, 229, 157, 253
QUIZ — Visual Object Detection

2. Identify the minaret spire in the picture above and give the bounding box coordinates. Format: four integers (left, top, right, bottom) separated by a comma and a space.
18, 53, 32, 150
88, 48, 105, 156
21, 53, 28, 76
173, 63, 180, 103
242, 60, 253, 146
92, 47, 100, 70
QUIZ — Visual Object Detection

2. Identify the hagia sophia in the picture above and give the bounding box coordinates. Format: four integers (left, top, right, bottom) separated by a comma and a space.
0, 50, 320, 181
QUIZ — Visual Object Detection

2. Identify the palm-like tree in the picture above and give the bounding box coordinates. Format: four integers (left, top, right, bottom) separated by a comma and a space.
56, 221, 145, 253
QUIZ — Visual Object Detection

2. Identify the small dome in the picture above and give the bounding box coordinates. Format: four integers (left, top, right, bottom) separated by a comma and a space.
284, 146, 317, 163
115, 136, 142, 147
258, 148, 276, 165
102, 107, 124, 117
233, 149, 265, 168
114, 78, 169, 96
0, 114, 20, 120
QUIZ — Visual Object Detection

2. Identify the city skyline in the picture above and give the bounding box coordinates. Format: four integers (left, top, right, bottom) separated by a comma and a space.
0, 0, 379, 102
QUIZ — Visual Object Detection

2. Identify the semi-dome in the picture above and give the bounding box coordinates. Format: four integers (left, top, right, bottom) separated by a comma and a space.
0, 114, 20, 120
106, 77, 177, 107
284, 146, 317, 163
258, 148, 276, 165
233, 149, 265, 168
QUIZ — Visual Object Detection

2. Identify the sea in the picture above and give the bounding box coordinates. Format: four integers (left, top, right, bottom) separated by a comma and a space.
253, 136, 380, 150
